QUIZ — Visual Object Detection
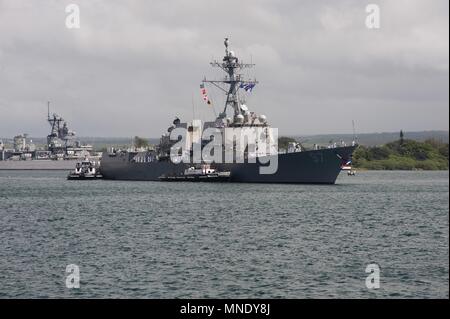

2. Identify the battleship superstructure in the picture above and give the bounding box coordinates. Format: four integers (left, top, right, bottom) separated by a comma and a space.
100, 38, 356, 183
45, 102, 93, 160
0, 103, 95, 162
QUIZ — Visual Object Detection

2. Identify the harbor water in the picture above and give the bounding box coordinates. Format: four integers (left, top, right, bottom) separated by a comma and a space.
0, 170, 448, 298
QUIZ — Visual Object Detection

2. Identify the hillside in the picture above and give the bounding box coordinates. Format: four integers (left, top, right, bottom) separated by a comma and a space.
295, 130, 448, 147
353, 139, 449, 170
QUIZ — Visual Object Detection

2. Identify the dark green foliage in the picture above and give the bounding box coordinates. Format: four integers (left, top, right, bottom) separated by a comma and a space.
370, 146, 392, 160
438, 145, 449, 160
353, 139, 449, 170
424, 138, 449, 160
134, 136, 149, 148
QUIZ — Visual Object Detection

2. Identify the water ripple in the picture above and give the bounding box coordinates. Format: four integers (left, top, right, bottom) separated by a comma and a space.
0, 170, 448, 298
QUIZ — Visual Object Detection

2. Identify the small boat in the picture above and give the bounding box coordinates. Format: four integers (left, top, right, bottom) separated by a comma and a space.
342, 166, 356, 176
159, 164, 231, 182
67, 159, 102, 180
341, 159, 356, 176
342, 165, 356, 176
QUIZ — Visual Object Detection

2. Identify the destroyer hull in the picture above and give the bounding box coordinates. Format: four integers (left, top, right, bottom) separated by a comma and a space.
100, 146, 356, 184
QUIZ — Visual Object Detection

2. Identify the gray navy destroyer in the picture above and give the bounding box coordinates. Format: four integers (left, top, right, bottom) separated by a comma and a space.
100, 38, 356, 184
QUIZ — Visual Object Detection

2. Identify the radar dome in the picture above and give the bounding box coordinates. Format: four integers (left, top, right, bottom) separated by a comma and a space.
259, 115, 267, 123
235, 114, 244, 123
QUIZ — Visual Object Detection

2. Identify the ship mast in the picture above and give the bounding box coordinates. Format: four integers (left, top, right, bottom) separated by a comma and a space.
203, 38, 257, 122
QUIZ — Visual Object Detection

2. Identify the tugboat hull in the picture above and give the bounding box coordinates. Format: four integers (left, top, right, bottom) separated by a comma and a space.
67, 174, 102, 180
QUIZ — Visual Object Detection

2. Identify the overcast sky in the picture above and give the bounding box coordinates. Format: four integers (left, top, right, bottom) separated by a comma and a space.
0, 0, 448, 137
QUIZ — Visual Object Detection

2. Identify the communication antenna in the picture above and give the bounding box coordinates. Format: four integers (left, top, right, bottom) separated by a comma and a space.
204, 37, 257, 117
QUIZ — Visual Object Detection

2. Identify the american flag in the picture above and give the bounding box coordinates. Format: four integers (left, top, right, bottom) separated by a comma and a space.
200, 83, 211, 104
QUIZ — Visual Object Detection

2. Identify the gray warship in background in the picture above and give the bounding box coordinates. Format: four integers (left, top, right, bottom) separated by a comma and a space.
0, 103, 98, 169
100, 39, 356, 184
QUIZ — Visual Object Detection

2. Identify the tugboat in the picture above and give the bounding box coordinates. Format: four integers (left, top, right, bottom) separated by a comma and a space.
341, 159, 356, 176
159, 164, 231, 182
67, 159, 102, 180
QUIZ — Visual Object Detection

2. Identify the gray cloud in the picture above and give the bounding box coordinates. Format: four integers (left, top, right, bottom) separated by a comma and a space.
0, 0, 448, 137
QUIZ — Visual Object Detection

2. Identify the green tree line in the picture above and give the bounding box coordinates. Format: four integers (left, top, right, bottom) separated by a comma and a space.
353, 138, 449, 170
